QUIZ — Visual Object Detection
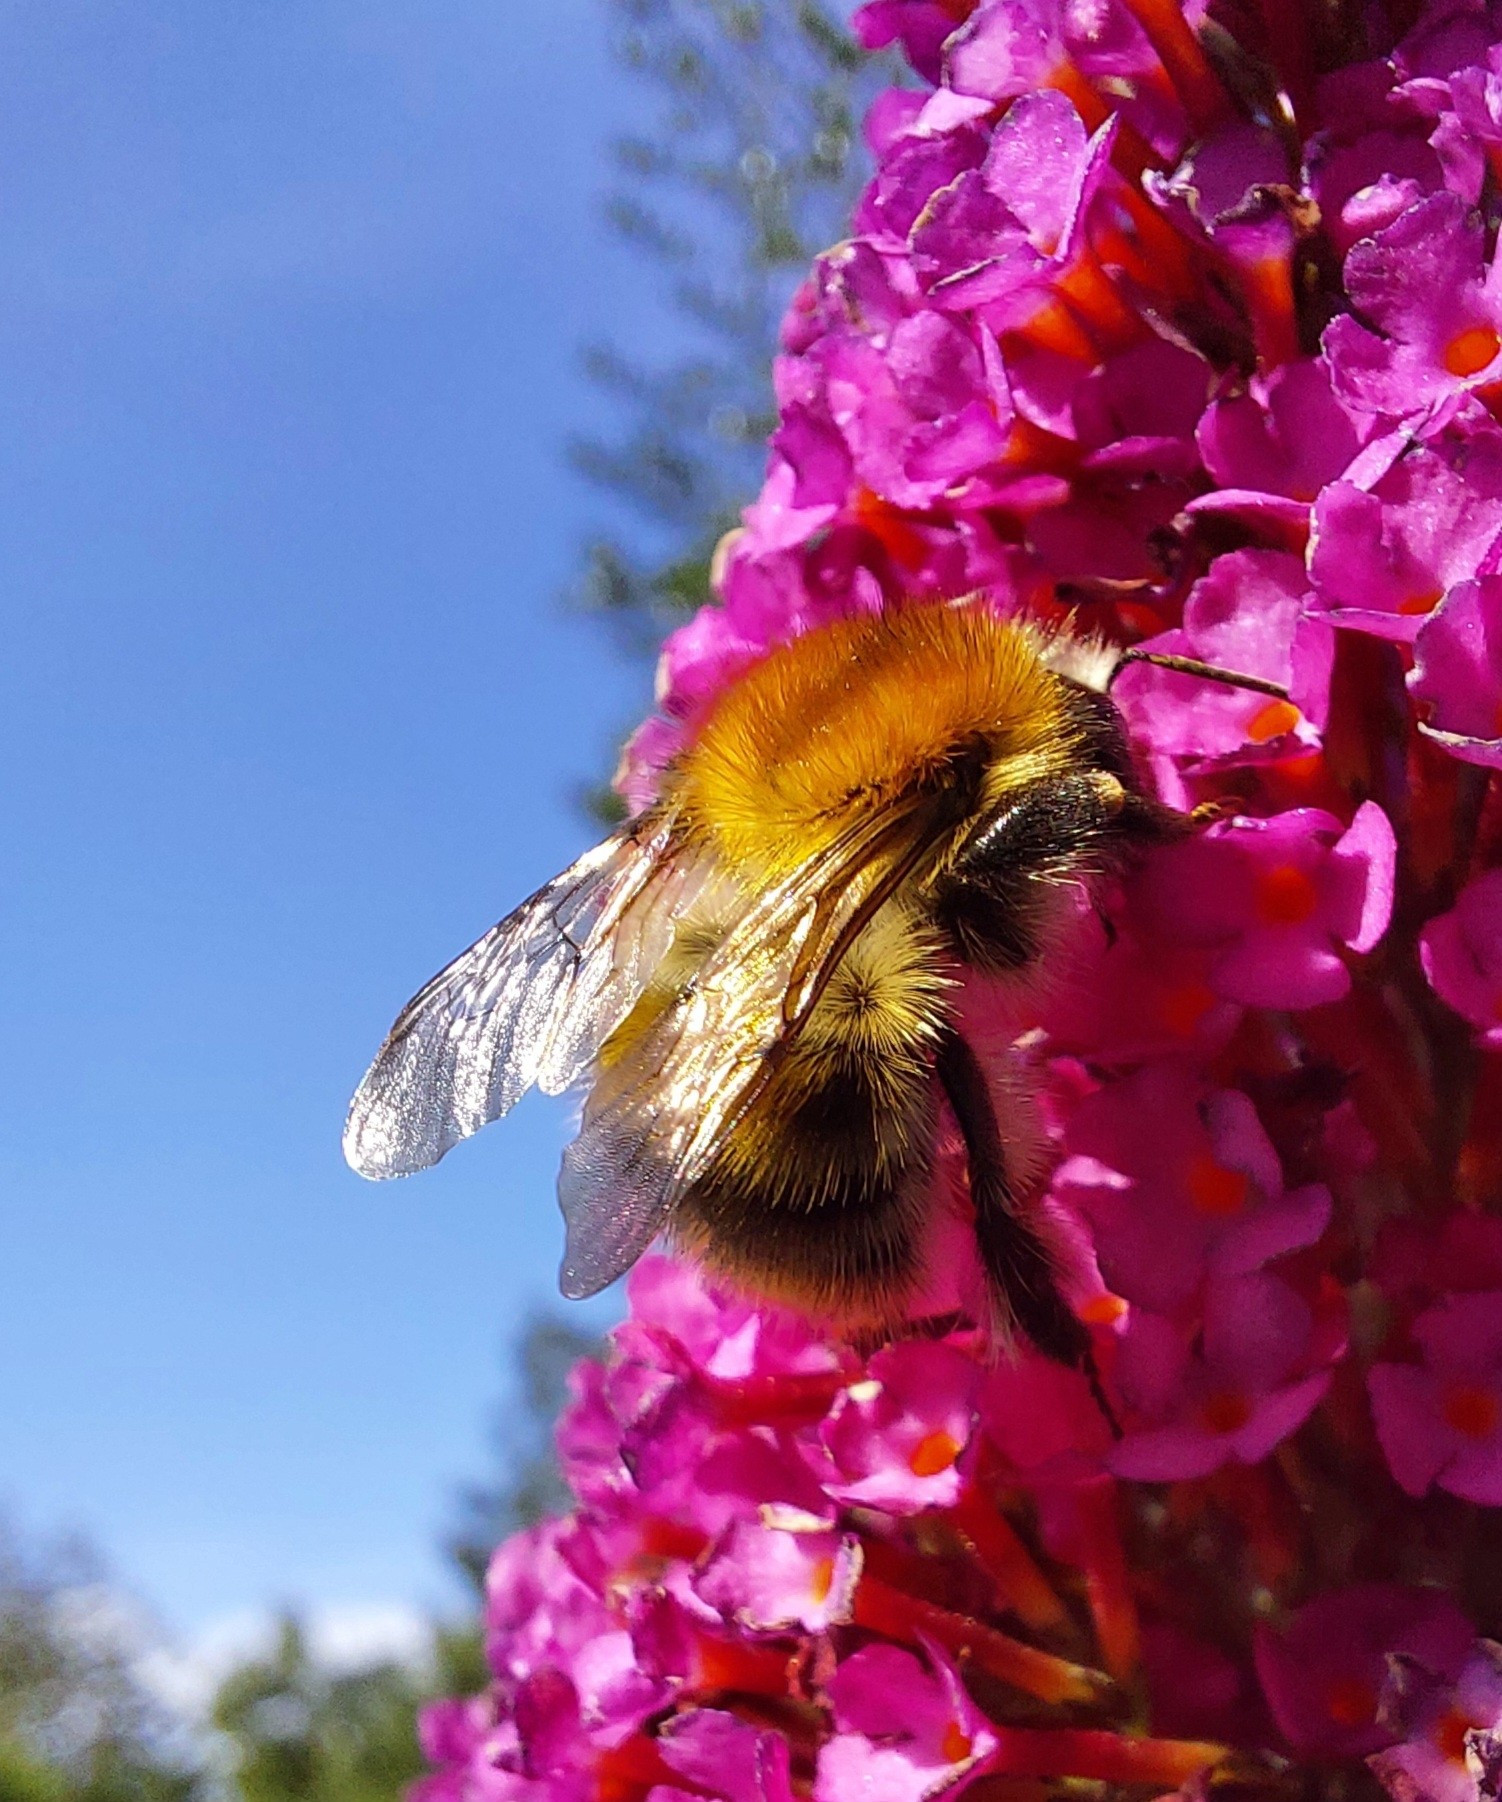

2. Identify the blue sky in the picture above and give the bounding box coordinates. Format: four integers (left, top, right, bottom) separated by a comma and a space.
0, 1, 680, 1641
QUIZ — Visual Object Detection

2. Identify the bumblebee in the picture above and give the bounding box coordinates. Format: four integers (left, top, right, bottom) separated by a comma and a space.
345, 601, 1283, 1370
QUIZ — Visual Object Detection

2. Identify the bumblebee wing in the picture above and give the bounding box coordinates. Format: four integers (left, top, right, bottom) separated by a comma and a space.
557, 807, 938, 1298
344, 817, 697, 1180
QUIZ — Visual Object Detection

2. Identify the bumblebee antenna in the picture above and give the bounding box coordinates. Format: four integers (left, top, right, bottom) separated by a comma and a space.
1110, 649, 1291, 703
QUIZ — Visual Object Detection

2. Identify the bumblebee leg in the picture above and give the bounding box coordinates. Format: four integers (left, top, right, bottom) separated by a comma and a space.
936, 1032, 1122, 1432
935, 1032, 1086, 1365
957, 772, 1189, 872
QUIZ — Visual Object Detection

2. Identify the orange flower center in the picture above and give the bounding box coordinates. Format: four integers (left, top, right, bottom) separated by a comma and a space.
941, 1721, 974, 1764
1324, 1676, 1378, 1730
1283, 751, 1325, 786
1444, 323, 1501, 377
1247, 698, 1301, 743
808, 1555, 835, 1605
1199, 1390, 1253, 1435
851, 486, 928, 570
1080, 1292, 1129, 1326
639, 1518, 710, 1561
1399, 586, 1447, 617
1255, 863, 1319, 925
1442, 1382, 1500, 1440
909, 1429, 962, 1477
1159, 980, 1216, 1037
1437, 1708, 1476, 1764
1187, 1155, 1250, 1218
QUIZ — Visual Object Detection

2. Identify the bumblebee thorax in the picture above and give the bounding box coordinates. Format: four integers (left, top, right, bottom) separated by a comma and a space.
670, 604, 1079, 879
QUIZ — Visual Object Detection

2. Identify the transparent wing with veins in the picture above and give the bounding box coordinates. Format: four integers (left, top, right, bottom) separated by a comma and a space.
556, 806, 939, 1298
343, 816, 704, 1180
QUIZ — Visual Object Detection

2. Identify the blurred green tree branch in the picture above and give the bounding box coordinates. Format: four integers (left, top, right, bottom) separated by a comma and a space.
572, 0, 890, 644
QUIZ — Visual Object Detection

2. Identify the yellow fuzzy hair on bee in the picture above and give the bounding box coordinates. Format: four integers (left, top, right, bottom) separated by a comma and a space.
674, 602, 1086, 879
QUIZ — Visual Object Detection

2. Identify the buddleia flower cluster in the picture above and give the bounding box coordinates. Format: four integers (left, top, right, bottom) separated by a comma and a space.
419, 2, 1502, 1799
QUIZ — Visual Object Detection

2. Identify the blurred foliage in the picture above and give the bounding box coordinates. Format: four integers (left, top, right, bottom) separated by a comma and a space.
209, 1617, 485, 1802
0, 1523, 197, 1802
573, 0, 892, 643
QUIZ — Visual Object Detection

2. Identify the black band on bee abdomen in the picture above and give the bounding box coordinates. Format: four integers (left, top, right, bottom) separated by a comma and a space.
671, 1054, 934, 1319
676, 1163, 924, 1315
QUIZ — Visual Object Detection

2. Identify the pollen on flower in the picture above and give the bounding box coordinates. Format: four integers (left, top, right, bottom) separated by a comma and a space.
1443, 325, 1501, 378
1436, 1707, 1475, 1763
941, 1720, 974, 1764
1255, 863, 1320, 926
1248, 699, 1302, 743
1441, 1382, 1500, 1440
809, 1555, 836, 1606
1187, 1155, 1250, 1218
1198, 1390, 1254, 1435
909, 1429, 962, 1477
1399, 588, 1446, 617
1079, 1292, 1128, 1326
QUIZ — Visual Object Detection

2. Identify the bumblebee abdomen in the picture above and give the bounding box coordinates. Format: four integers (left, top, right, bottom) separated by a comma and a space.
671, 1063, 936, 1321
670, 906, 951, 1322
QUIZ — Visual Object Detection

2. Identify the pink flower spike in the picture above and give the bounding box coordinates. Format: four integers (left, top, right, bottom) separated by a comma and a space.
657, 1710, 797, 1802
1419, 869, 1502, 1049
851, 2, 972, 83
624, 1253, 847, 1382
1307, 428, 1502, 645
1324, 193, 1502, 424
1108, 1273, 1336, 1480
1369, 1639, 1502, 1802
979, 1347, 1116, 1478
412, 10, 1502, 1801
485, 1519, 616, 1686
1197, 357, 1367, 509
1112, 550, 1330, 768
1254, 1583, 1475, 1759
1054, 1063, 1325, 1311
1336, 800, 1402, 955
